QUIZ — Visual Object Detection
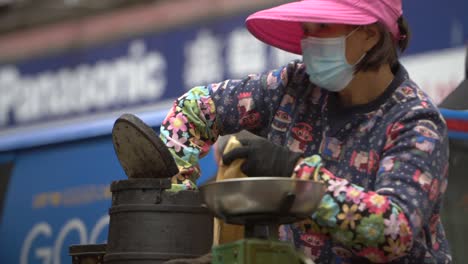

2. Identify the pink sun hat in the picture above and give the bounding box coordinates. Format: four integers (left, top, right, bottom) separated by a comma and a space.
246, 0, 403, 55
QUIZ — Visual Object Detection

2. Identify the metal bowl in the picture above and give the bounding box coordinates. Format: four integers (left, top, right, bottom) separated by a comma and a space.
199, 177, 326, 225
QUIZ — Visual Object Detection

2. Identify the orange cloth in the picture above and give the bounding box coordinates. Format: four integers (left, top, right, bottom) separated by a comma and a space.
212, 136, 246, 245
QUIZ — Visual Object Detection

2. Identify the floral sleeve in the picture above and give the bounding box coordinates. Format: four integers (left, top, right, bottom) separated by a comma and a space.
160, 63, 293, 183
292, 110, 449, 263
160, 86, 218, 183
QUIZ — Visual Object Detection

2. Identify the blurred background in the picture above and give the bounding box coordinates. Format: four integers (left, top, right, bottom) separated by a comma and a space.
0, 0, 466, 263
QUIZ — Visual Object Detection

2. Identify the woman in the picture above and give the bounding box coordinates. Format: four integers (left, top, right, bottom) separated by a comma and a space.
160, 0, 451, 262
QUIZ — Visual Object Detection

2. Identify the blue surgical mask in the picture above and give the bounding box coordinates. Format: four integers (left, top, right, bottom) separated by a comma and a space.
301, 28, 363, 92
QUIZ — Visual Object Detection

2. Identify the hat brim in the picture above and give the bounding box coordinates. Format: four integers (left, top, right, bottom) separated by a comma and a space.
246, 0, 378, 54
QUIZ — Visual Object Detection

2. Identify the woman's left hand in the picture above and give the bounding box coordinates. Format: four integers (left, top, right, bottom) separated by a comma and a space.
221, 130, 303, 177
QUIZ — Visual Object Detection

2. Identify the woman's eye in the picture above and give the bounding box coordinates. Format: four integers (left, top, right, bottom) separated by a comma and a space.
318, 23, 329, 29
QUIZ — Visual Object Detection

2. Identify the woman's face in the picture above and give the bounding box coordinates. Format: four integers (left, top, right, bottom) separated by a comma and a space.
302, 22, 375, 65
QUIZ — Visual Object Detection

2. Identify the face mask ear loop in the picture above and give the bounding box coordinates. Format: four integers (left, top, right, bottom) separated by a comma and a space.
345, 26, 362, 39
344, 26, 366, 66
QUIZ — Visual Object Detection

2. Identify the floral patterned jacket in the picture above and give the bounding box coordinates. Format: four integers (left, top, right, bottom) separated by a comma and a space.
160, 61, 451, 263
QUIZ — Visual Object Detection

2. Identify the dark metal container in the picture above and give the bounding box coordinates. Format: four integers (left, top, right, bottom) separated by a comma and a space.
69, 244, 107, 264
104, 178, 213, 264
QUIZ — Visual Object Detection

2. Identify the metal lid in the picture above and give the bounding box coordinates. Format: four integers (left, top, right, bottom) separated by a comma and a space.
110, 178, 172, 191
112, 113, 179, 179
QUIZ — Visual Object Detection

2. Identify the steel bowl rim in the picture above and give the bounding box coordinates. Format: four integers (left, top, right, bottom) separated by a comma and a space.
199, 177, 325, 188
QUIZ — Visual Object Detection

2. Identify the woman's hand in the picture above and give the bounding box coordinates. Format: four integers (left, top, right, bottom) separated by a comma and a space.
221, 130, 303, 177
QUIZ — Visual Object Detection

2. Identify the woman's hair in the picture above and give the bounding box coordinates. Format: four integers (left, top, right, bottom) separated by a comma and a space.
355, 16, 411, 72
